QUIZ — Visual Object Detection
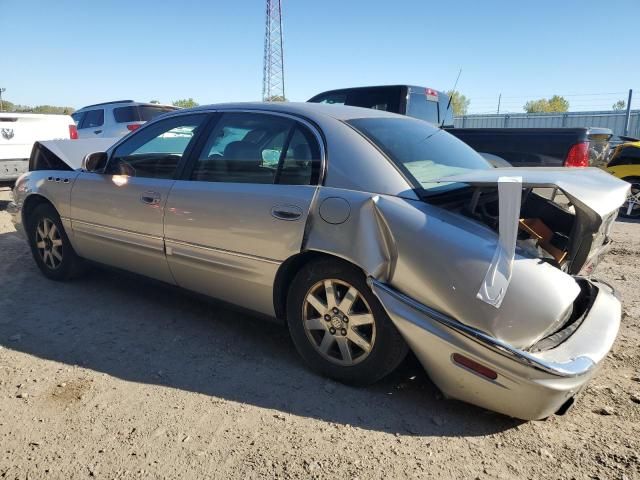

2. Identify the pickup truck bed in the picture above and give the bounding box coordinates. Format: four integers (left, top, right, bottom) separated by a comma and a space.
447, 127, 612, 168
308, 86, 613, 168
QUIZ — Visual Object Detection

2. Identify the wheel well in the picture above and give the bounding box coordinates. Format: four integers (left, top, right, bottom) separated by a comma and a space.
273, 250, 365, 323
22, 194, 55, 227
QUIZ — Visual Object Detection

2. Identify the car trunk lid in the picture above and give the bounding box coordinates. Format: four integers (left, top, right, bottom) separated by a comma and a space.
437, 167, 629, 276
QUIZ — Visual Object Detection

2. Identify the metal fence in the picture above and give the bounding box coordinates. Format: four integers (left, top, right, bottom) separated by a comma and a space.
454, 110, 640, 138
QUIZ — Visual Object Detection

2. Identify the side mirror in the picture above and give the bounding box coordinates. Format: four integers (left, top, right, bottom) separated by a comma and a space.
82, 151, 108, 173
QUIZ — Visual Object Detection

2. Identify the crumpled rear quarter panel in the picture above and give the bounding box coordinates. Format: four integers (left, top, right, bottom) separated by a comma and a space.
304, 188, 580, 348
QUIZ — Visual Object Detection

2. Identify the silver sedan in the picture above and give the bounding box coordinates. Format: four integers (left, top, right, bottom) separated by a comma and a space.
9, 103, 629, 420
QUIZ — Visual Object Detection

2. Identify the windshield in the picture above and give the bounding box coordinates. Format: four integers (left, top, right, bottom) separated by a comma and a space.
347, 117, 491, 194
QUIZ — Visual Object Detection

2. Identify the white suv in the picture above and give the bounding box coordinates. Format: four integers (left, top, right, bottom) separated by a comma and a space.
71, 100, 178, 139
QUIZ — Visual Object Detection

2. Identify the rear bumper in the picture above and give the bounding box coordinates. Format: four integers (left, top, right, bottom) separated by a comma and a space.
0, 159, 28, 182
370, 278, 620, 420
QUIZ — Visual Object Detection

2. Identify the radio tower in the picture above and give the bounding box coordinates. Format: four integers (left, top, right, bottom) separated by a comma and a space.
262, 0, 285, 101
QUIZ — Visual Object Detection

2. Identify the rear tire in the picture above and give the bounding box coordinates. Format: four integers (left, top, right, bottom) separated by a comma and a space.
26, 203, 85, 281
287, 258, 408, 385
618, 177, 640, 218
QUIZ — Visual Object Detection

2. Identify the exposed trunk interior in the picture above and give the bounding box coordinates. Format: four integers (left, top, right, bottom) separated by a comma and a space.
429, 186, 578, 272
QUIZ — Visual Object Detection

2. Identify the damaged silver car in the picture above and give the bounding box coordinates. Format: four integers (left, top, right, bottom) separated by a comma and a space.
8, 103, 629, 420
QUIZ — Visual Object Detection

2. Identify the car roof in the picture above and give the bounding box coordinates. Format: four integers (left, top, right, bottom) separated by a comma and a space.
176, 102, 404, 122
76, 101, 177, 111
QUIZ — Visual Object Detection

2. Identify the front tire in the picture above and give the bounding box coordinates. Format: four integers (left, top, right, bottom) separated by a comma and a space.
26, 203, 85, 281
287, 258, 408, 385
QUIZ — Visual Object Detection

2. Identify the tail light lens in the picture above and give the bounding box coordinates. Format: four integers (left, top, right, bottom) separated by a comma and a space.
69, 124, 78, 139
565, 142, 590, 167
127, 124, 141, 132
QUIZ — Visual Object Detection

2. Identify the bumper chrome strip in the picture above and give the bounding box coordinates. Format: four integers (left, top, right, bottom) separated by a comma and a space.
369, 278, 596, 378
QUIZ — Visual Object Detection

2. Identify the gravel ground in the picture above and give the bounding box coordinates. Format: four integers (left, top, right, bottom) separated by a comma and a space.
0, 187, 638, 479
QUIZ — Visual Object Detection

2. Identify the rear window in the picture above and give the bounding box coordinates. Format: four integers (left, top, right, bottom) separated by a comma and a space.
113, 105, 177, 123
406, 93, 440, 124
347, 117, 491, 194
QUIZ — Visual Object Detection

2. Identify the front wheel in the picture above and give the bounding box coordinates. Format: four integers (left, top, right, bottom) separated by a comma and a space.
619, 177, 640, 218
287, 258, 408, 385
26, 203, 85, 281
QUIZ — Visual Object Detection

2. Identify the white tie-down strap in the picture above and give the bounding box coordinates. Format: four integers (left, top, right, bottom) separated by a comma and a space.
477, 176, 523, 308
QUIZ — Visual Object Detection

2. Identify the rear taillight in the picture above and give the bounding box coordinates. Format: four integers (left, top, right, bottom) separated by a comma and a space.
69, 124, 78, 139
127, 124, 141, 132
425, 88, 439, 101
564, 142, 590, 167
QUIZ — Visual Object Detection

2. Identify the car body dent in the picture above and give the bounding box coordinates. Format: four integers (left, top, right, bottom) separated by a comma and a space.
369, 277, 619, 420
304, 186, 580, 349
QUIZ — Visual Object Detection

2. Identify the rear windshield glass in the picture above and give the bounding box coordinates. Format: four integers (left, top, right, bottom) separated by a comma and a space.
347, 117, 491, 194
406, 93, 439, 124
113, 105, 177, 123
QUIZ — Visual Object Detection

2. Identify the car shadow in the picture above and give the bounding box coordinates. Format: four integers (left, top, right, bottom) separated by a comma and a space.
0, 229, 521, 437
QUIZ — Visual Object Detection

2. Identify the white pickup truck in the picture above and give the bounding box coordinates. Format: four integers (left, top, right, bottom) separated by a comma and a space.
0, 113, 78, 182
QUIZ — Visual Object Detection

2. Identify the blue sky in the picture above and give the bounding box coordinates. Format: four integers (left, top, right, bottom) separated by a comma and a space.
2, 0, 639, 113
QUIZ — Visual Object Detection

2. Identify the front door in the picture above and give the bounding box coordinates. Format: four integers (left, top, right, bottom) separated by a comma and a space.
70, 113, 209, 282
163, 111, 323, 316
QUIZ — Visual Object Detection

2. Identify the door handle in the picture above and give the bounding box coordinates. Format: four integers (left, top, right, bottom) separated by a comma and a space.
271, 205, 303, 221
94, 130, 102, 134
140, 191, 161, 205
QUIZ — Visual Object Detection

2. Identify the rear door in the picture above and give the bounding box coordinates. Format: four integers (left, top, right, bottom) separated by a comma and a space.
77, 109, 105, 138
70, 113, 209, 282
163, 110, 323, 316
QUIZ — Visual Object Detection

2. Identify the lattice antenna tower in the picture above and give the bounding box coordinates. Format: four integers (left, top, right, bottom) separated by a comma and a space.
262, 0, 285, 101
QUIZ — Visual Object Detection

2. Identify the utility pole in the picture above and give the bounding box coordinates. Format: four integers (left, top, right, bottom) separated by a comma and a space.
0, 88, 5, 112
497, 93, 501, 115
262, 0, 285, 102
623, 89, 633, 136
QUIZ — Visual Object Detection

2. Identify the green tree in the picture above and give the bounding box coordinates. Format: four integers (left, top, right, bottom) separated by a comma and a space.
612, 99, 626, 111
445, 90, 470, 116
0, 100, 73, 114
524, 95, 569, 113
0, 99, 15, 112
172, 98, 199, 108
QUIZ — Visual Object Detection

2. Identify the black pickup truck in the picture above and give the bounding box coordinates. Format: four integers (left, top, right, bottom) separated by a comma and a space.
308, 85, 612, 167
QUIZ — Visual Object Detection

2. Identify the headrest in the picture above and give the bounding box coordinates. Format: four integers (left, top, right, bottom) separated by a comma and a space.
223, 141, 262, 170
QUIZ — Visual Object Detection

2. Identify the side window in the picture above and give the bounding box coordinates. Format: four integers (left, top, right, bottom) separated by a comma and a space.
79, 109, 104, 129
106, 114, 206, 179
71, 111, 85, 126
277, 127, 320, 185
190, 112, 320, 185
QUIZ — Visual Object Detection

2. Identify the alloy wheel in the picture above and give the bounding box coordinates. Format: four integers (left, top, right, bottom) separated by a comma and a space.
623, 183, 640, 217
35, 217, 63, 269
302, 279, 376, 366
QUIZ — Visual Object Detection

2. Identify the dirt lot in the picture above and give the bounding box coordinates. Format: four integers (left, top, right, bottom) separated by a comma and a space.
0, 187, 638, 480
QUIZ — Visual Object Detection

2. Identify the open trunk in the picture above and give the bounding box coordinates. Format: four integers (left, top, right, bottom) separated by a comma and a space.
434, 167, 629, 276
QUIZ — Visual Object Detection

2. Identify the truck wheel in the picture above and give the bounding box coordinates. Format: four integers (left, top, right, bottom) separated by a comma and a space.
26, 203, 85, 281
287, 258, 408, 385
